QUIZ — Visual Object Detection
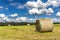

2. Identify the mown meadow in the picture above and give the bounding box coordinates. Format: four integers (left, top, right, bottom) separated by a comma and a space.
0, 24, 60, 40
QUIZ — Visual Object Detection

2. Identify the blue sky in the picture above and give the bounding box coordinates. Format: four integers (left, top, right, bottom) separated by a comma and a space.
0, 0, 60, 22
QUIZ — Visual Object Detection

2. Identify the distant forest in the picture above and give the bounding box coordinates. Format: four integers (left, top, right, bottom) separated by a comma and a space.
0, 22, 35, 26
0, 22, 60, 26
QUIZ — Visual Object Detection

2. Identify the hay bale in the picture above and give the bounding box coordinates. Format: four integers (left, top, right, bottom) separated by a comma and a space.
35, 18, 54, 32
27, 24, 30, 26
8, 24, 11, 26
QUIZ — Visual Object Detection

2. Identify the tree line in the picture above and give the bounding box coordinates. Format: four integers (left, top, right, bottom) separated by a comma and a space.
0, 22, 35, 26
0, 22, 60, 26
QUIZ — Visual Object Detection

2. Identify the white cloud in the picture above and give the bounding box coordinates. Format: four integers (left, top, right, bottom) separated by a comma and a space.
45, 0, 52, 6
56, 12, 60, 16
29, 8, 40, 14
51, 1, 59, 7
0, 14, 5, 18
6, 19, 9, 21
20, 17, 26, 21
3, 17, 8, 20
29, 8, 54, 15
0, 14, 8, 22
0, 14, 36, 22
50, 0, 60, 2
10, 13, 18, 17
51, 18, 60, 22
29, 18, 36, 23
48, 8, 54, 13
9, 0, 60, 10
0, 6, 4, 9
16, 17, 27, 22
26, 0, 60, 8
46, 0, 60, 7
6, 19, 16, 22
39, 9, 48, 14
26, 0, 55, 15
16, 17, 36, 22
26, 0, 47, 8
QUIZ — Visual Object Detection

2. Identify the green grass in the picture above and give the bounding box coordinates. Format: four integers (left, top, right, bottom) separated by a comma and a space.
0, 24, 60, 40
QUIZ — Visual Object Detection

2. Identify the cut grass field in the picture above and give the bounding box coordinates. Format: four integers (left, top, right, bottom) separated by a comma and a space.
0, 24, 60, 40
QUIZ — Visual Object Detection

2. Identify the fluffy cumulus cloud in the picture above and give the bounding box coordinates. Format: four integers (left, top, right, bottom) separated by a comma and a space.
0, 13, 18, 22
56, 12, 60, 16
51, 1, 59, 7
0, 14, 8, 22
0, 14, 36, 22
26, 0, 47, 8
26, 0, 60, 15
0, 14, 5, 18
48, 8, 54, 13
46, 0, 60, 7
29, 8, 40, 14
26, 0, 56, 15
29, 8, 54, 15
20, 17, 27, 21
10, 13, 18, 17
26, 0, 60, 8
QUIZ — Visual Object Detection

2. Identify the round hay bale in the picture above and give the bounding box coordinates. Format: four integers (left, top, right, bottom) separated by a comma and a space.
8, 24, 11, 26
35, 18, 54, 32
27, 24, 30, 26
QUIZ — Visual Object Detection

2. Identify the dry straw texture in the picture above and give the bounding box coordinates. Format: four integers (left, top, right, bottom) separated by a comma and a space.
36, 18, 54, 32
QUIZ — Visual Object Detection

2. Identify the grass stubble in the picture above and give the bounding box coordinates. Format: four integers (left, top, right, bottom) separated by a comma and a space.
0, 24, 60, 40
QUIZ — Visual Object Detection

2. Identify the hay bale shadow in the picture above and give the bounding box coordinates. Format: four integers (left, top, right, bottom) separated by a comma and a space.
35, 29, 53, 33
